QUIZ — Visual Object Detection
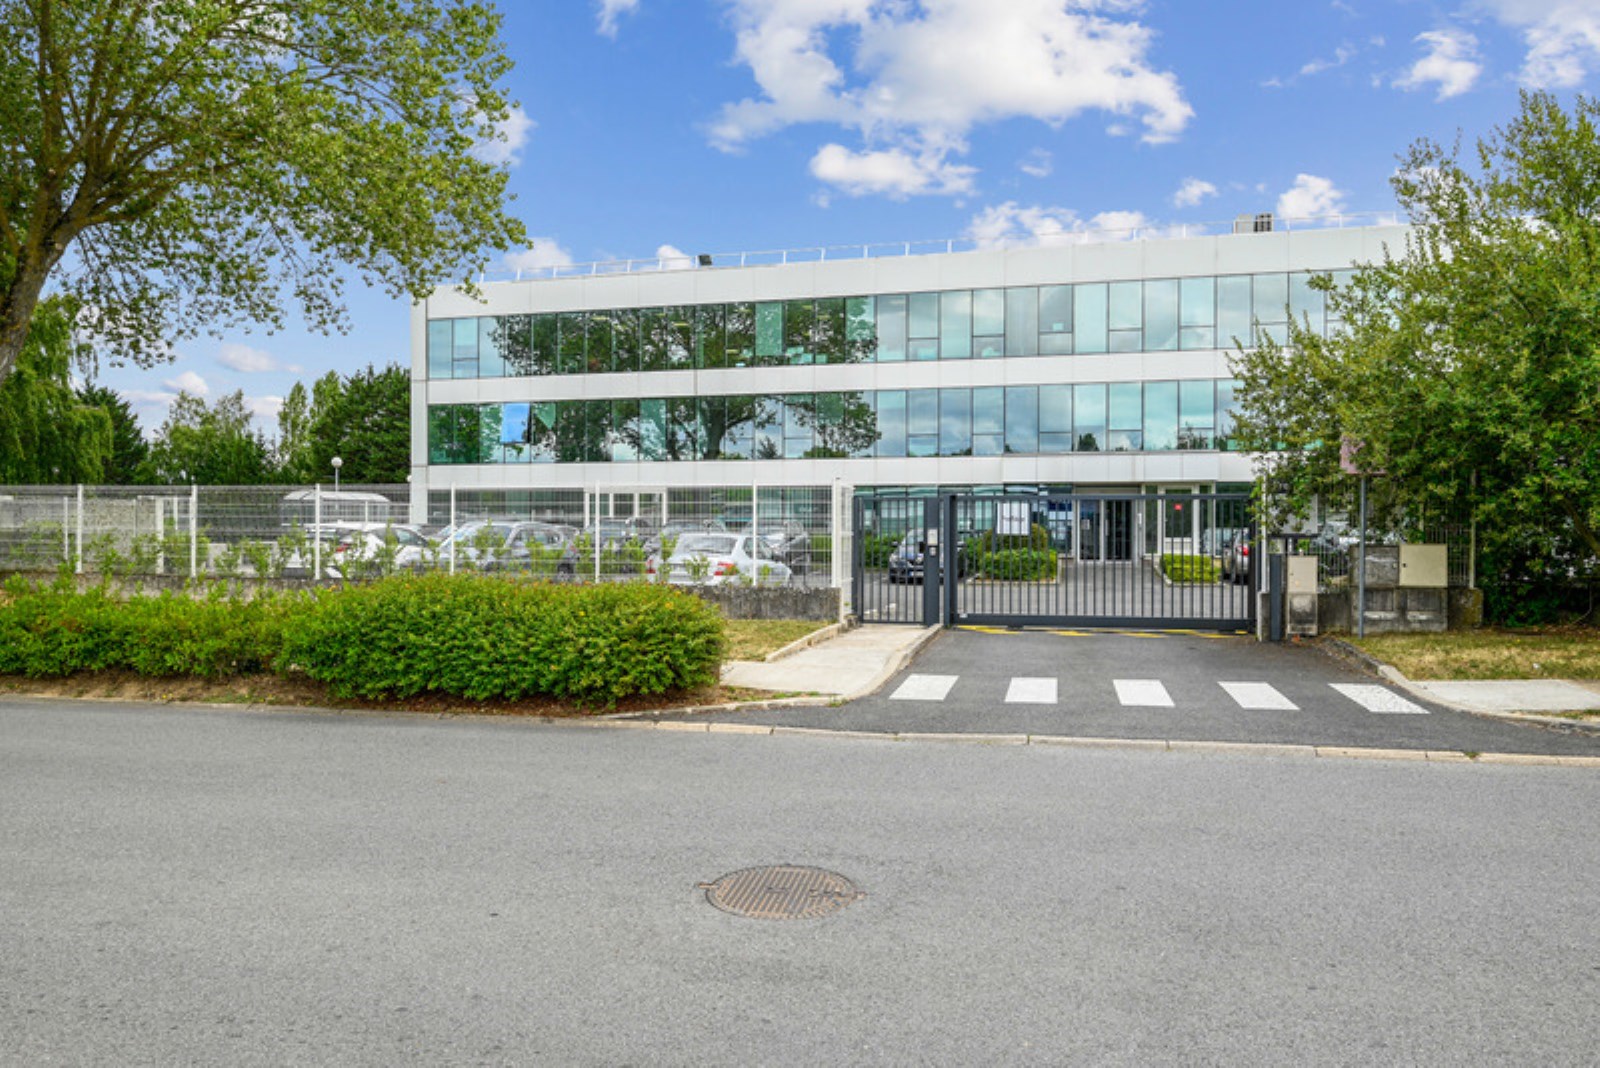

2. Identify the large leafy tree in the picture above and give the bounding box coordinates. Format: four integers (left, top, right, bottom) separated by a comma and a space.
1232, 91, 1600, 620
0, 297, 110, 481
277, 363, 409, 483
138, 390, 272, 485
76, 383, 147, 483
0, 0, 527, 389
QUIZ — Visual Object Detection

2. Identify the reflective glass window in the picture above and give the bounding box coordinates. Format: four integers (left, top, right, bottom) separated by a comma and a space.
908, 292, 939, 360
973, 387, 1003, 456
427, 321, 452, 379
477, 319, 504, 379
876, 390, 907, 457
724, 303, 755, 367
784, 299, 815, 364
974, 288, 1005, 357
696, 304, 726, 369
1216, 275, 1253, 346
1108, 382, 1142, 451
665, 307, 694, 369
846, 296, 877, 363
529, 402, 556, 463
1144, 279, 1179, 352
1179, 277, 1216, 350
876, 294, 907, 362
501, 403, 532, 463
478, 404, 504, 462
496, 315, 533, 377
1143, 381, 1177, 451
940, 388, 972, 457
1253, 273, 1289, 324
754, 302, 784, 365
1109, 282, 1142, 353
816, 297, 846, 365
1216, 379, 1241, 450
940, 290, 972, 359
1073, 383, 1106, 451
639, 308, 668, 372
1040, 285, 1073, 334
641, 398, 669, 461
1074, 284, 1108, 353
586, 312, 613, 374
1005, 286, 1039, 356
752, 396, 783, 459
1040, 384, 1073, 454
1179, 379, 1214, 449
847, 392, 876, 459
428, 405, 455, 462
532, 314, 561, 375
452, 318, 478, 377
907, 389, 939, 457
558, 312, 587, 374
783, 395, 814, 458
611, 399, 640, 462
1289, 272, 1324, 334
665, 397, 699, 461
1005, 386, 1038, 454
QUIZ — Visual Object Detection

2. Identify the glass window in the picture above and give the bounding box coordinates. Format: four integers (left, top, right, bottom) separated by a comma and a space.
1005, 386, 1038, 454
908, 292, 939, 360
586, 312, 613, 374
972, 387, 1003, 456
476, 318, 504, 379
1216, 379, 1241, 450
845, 296, 876, 363
495, 315, 533, 377
452, 318, 478, 377
611, 399, 640, 462
815, 297, 845, 365
1074, 284, 1108, 354
638, 308, 667, 371
1074, 383, 1106, 452
974, 288, 1005, 356
1040, 384, 1073, 453
584, 400, 611, 462
724, 303, 754, 367
427, 321, 452, 379
752, 396, 783, 459
1108, 282, 1141, 353
1108, 382, 1142, 451
696, 304, 726, 369
784, 299, 815, 364
666, 397, 699, 461
783, 395, 814, 458
531, 314, 560, 375
876, 390, 907, 458
428, 405, 455, 462
641, 398, 669, 461
1289, 272, 1324, 334
501, 402, 531, 463
1039, 285, 1073, 334
754, 302, 783, 365
1216, 275, 1253, 347
876, 295, 907, 362
1143, 381, 1177, 451
940, 290, 972, 360
530, 402, 556, 463
666, 307, 694, 368
940, 388, 972, 457
1005, 287, 1039, 356
1179, 379, 1214, 449
1179, 277, 1215, 349
558, 312, 587, 375
608, 309, 637, 373
847, 392, 876, 458
1144, 279, 1178, 352
1253, 272, 1289, 324
907, 389, 939, 457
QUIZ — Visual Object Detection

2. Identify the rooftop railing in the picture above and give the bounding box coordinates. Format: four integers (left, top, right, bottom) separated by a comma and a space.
483, 211, 1407, 284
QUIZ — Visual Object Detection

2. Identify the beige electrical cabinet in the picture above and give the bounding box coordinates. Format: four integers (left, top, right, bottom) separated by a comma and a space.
1286, 555, 1319, 594
1399, 544, 1448, 588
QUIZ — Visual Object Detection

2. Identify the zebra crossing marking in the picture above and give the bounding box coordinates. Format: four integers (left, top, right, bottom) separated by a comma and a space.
1219, 682, 1299, 711
890, 674, 959, 702
1113, 679, 1175, 707
1005, 677, 1058, 704
1330, 684, 1430, 715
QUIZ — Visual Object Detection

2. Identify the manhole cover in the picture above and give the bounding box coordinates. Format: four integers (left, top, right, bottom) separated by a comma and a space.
698, 865, 865, 920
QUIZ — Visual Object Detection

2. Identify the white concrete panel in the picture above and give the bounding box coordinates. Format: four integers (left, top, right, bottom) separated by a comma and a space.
890, 674, 959, 701
1006, 677, 1059, 704
1069, 240, 1144, 284
1114, 679, 1175, 707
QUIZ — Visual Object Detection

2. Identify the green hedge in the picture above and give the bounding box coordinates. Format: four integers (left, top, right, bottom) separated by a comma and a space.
1160, 554, 1220, 584
0, 574, 727, 706
973, 522, 1053, 553
279, 574, 724, 704
969, 549, 1057, 581
0, 578, 290, 677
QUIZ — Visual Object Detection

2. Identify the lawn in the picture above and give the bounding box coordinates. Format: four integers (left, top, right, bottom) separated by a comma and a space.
1347, 628, 1600, 680
722, 618, 830, 661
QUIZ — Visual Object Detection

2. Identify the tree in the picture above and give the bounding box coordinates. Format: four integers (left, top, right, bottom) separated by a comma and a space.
0, 297, 110, 482
76, 384, 147, 484
0, 1, 528, 389
1231, 91, 1600, 621
139, 391, 272, 486
276, 364, 410, 483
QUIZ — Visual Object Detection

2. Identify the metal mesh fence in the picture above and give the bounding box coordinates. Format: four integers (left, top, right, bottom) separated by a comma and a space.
0, 482, 847, 589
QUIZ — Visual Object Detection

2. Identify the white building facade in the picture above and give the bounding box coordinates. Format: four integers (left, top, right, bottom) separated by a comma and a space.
410, 222, 1405, 519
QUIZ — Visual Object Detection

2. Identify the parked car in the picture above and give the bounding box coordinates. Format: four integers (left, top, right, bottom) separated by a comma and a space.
1200, 526, 1246, 558
742, 518, 813, 576
328, 523, 430, 578
435, 521, 571, 572
886, 529, 968, 583
663, 532, 792, 586
556, 526, 653, 580
1220, 530, 1253, 585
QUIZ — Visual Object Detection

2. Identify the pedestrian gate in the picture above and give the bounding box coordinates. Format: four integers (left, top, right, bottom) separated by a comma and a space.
852, 492, 1257, 631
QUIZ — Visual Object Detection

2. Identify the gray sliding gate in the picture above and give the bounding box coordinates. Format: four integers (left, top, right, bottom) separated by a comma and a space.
853, 492, 1256, 631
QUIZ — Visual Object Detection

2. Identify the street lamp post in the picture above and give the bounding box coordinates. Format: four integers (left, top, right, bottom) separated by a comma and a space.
331, 456, 343, 492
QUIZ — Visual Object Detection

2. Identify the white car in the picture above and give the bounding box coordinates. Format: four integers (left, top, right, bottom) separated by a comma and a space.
664, 533, 792, 586
328, 523, 430, 577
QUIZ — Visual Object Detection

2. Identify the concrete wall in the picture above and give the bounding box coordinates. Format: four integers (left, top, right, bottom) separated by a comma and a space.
687, 584, 840, 621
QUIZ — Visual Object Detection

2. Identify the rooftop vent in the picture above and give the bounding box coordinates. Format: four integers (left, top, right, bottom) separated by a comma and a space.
1234, 212, 1274, 234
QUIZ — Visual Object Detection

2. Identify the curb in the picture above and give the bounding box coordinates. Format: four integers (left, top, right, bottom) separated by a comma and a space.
1319, 636, 1600, 736
762, 621, 846, 663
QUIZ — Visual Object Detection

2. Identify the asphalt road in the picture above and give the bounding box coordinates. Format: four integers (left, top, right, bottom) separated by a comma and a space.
4, 697, 1600, 1065
698, 628, 1600, 756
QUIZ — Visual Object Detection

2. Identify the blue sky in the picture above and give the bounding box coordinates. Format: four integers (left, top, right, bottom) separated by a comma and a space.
98, 0, 1600, 438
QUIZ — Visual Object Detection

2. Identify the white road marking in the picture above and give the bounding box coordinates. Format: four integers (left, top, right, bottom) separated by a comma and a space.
1113, 679, 1175, 707
1330, 683, 1430, 715
1005, 677, 1058, 704
1219, 682, 1299, 711
890, 674, 960, 702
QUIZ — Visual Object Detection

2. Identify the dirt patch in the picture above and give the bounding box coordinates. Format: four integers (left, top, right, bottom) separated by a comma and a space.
0, 671, 786, 718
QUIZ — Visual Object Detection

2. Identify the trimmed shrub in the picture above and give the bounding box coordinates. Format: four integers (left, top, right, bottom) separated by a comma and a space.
970, 549, 1057, 581
973, 522, 1053, 554
279, 573, 725, 704
1160, 554, 1220, 584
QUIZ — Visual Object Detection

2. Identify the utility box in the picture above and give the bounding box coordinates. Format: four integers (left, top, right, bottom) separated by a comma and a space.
1286, 555, 1319, 594
1399, 544, 1448, 588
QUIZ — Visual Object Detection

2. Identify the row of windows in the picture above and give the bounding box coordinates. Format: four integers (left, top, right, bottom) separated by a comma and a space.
427, 380, 1242, 465
427, 271, 1351, 380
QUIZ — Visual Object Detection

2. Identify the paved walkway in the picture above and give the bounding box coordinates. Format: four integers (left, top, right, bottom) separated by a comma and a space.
720, 624, 938, 698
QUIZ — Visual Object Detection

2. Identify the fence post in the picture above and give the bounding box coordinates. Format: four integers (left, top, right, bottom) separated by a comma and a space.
61, 495, 69, 567
751, 482, 759, 588
189, 484, 198, 579
74, 484, 84, 575
449, 484, 457, 575
593, 488, 601, 582
154, 497, 164, 575
313, 484, 323, 581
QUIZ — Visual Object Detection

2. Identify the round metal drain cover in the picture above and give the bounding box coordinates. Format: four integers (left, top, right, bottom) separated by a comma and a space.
698, 865, 865, 920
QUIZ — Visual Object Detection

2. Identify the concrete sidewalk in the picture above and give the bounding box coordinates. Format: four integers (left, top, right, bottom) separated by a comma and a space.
721, 624, 940, 699
1406, 679, 1600, 715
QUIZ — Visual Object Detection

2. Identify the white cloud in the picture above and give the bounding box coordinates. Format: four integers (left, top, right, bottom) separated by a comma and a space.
809, 143, 977, 198
1277, 174, 1347, 219
163, 370, 210, 397
469, 104, 535, 167
966, 202, 1163, 248
504, 236, 575, 274
1300, 45, 1357, 76
216, 342, 299, 375
1395, 29, 1482, 99
1019, 148, 1053, 178
711, 0, 1193, 197
1471, 0, 1600, 87
596, 0, 639, 37
655, 244, 696, 270
245, 395, 285, 426
1173, 177, 1219, 208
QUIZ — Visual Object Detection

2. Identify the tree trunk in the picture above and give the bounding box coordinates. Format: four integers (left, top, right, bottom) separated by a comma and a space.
0, 260, 54, 387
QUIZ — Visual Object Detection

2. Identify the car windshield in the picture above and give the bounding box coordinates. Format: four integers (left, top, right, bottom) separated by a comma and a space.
676, 534, 737, 555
